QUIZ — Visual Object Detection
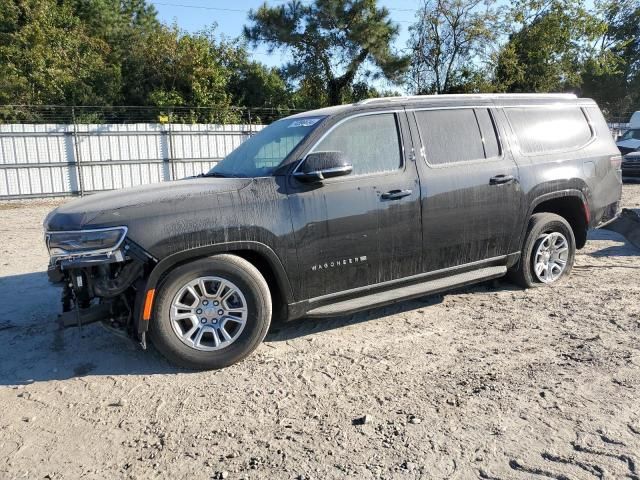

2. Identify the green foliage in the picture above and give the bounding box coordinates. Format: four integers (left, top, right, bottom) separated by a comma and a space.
0, 0, 297, 122
219, 39, 296, 122
494, 0, 605, 93
580, 0, 640, 117
407, 0, 498, 94
122, 25, 240, 122
244, 0, 409, 105
0, 0, 119, 105
1, 0, 638, 122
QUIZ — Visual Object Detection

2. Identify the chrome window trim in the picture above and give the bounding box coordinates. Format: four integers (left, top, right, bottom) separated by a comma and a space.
46, 226, 128, 258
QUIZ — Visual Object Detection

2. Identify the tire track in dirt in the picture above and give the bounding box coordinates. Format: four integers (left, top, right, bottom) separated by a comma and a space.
485, 423, 640, 480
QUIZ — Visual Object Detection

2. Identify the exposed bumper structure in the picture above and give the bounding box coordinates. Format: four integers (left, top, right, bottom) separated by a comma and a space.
46, 231, 155, 343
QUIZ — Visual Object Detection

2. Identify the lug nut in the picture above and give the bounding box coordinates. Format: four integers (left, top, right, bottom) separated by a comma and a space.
218, 309, 224, 316
196, 308, 202, 314
202, 300, 209, 306
213, 301, 219, 306
201, 318, 207, 324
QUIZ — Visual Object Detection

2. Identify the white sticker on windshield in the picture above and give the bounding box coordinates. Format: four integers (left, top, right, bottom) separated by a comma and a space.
288, 118, 321, 128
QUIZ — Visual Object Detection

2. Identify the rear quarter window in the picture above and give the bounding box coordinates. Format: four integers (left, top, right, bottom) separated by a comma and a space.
506, 106, 593, 155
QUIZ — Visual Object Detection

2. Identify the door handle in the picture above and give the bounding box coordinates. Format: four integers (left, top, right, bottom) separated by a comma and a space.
489, 174, 515, 185
381, 189, 412, 200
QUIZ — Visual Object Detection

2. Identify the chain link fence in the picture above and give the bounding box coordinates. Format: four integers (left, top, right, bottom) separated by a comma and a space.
0, 105, 304, 126
0, 105, 305, 200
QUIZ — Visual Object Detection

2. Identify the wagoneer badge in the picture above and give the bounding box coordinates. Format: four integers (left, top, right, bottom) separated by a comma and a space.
312, 256, 367, 271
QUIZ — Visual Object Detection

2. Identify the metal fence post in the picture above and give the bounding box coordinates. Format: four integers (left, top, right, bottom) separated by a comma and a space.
71, 106, 85, 196
167, 108, 176, 181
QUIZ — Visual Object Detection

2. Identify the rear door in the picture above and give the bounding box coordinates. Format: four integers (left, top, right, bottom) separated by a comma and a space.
286, 111, 422, 300
409, 106, 522, 272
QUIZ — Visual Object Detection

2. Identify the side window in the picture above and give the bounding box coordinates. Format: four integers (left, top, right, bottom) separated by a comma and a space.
505, 106, 593, 155
312, 113, 402, 176
415, 108, 500, 165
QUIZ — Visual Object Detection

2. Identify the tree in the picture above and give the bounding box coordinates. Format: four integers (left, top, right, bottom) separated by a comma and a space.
407, 0, 498, 94
244, 0, 408, 106
218, 39, 296, 121
0, 0, 119, 107
494, 0, 605, 93
580, 0, 640, 117
123, 25, 239, 122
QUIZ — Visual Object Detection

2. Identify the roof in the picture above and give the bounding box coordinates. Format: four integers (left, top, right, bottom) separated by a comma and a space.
283, 93, 585, 121
286, 104, 351, 119
356, 93, 577, 105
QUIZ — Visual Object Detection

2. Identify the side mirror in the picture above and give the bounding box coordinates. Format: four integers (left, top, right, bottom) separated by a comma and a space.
294, 151, 353, 183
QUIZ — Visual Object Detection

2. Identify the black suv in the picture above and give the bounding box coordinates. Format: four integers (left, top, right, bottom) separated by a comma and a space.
45, 94, 622, 369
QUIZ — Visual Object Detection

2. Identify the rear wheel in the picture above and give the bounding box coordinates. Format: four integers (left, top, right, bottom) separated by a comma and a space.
508, 213, 576, 288
150, 254, 272, 369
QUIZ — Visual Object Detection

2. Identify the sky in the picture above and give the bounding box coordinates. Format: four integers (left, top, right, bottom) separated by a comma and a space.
149, 0, 421, 69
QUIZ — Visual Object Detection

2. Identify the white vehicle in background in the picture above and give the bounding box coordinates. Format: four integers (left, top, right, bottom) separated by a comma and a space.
617, 111, 640, 156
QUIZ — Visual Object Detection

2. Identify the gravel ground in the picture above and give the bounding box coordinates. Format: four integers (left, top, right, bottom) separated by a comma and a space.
1, 185, 639, 480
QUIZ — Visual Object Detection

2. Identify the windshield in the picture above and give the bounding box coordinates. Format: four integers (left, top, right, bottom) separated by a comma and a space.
620, 129, 640, 141
206, 116, 325, 177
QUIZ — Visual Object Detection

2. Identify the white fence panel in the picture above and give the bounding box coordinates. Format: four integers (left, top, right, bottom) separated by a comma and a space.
0, 123, 261, 199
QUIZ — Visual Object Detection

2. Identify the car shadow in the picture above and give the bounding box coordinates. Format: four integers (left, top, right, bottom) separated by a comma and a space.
594, 213, 640, 255
0, 271, 181, 385
0, 272, 511, 385
265, 281, 519, 343
267, 294, 446, 342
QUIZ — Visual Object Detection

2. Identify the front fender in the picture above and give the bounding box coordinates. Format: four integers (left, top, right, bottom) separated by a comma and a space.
134, 241, 294, 334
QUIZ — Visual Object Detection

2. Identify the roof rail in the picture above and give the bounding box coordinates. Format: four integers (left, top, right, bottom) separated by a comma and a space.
356, 93, 578, 105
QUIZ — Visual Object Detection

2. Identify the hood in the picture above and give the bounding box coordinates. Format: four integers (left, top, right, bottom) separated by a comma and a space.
617, 138, 640, 150
45, 177, 251, 231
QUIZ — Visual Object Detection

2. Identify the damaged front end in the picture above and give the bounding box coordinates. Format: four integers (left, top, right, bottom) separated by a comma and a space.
45, 227, 155, 346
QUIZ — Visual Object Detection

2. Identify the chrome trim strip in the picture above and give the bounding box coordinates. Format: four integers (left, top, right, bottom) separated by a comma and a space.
307, 254, 510, 303
357, 93, 578, 105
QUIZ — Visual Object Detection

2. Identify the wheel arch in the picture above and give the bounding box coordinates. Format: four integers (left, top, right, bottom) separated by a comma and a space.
135, 242, 294, 334
528, 190, 589, 249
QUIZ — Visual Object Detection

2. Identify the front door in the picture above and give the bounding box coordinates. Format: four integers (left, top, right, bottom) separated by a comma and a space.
286, 111, 422, 300
409, 107, 522, 272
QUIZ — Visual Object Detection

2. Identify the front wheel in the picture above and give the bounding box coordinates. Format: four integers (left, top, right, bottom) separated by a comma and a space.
508, 213, 576, 288
149, 254, 272, 369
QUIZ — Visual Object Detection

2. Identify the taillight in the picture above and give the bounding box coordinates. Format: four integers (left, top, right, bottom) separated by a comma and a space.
610, 155, 622, 170
582, 200, 591, 224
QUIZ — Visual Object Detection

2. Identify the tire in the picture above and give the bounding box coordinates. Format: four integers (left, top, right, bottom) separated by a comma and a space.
508, 213, 576, 289
149, 254, 272, 370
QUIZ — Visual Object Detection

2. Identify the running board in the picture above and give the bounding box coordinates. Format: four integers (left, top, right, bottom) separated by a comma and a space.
305, 266, 506, 317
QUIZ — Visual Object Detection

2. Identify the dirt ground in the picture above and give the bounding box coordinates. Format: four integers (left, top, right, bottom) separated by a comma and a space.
1, 185, 639, 480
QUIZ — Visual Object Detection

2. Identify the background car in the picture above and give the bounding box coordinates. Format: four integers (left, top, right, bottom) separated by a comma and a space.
622, 151, 640, 178
616, 111, 640, 155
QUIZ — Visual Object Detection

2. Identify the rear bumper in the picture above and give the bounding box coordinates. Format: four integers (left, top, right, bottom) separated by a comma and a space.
594, 201, 622, 229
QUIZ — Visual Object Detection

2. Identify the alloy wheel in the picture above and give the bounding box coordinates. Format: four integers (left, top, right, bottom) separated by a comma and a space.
170, 276, 248, 351
533, 232, 569, 283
